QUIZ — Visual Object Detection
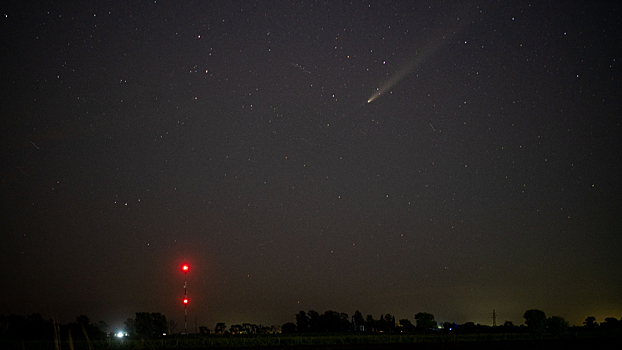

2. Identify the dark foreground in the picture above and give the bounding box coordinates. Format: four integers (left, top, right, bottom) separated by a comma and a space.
176, 337, 620, 350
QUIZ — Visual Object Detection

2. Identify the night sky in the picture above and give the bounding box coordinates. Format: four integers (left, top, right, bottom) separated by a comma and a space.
1, 1, 620, 331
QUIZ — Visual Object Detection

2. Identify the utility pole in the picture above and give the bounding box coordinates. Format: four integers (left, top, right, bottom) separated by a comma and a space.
492, 310, 497, 327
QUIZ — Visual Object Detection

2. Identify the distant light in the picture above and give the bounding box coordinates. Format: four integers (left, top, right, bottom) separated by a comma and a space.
116, 332, 124, 338
181, 264, 189, 273
449, 328, 453, 331
183, 298, 189, 304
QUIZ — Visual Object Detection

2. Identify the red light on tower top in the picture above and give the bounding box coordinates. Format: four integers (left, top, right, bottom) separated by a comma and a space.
181, 263, 189, 273
183, 297, 189, 305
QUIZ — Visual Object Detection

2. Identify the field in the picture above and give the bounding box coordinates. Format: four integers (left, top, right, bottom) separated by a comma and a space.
2, 332, 620, 350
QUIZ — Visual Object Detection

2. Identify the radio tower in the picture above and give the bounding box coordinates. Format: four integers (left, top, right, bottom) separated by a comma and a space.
492, 310, 497, 327
181, 263, 190, 334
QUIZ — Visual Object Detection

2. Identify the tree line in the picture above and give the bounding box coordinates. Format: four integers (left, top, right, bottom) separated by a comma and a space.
123, 312, 169, 337
0, 314, 107, 342
277, 309, 622, 336
2, 310, 621, 340
280, 310, 449, 333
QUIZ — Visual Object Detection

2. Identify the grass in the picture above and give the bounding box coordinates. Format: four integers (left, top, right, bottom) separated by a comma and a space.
2, 331, 616, 350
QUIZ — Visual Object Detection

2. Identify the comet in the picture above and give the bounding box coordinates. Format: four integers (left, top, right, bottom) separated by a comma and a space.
367, 50, 431, 103
367, 59, 418, 103
367, 14, 466, 103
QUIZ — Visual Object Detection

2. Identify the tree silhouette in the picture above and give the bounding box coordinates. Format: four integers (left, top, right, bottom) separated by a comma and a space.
339, 313, 350, 332
523, 309, 546, 334
229, 324, 242, 334
168, 319, 178, 334
601, 317, 621, 329
76, 315, 90, 326
0, 314, 53, 340
352, 310, 364, 330
399, 319, 415, 332
135, 313, 153, 337
365, 315, 376, 332
318, 311, 342, 332
459, 322, 476, 332
295, 311, 308, 332
377, 314, 395, 332
214, 322, 226, 334
151, 313, 168, 335
546, 316, 569, 336
386, 314, 396, 331
133, 312, 167, 337
308, 310, 320, 332
282, 322, 296, 333
583, 316, 597, 329
96, 321, 108, 334
123, 318, 136, 336
442, 322, 456, 330
415, 312, 437, 331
